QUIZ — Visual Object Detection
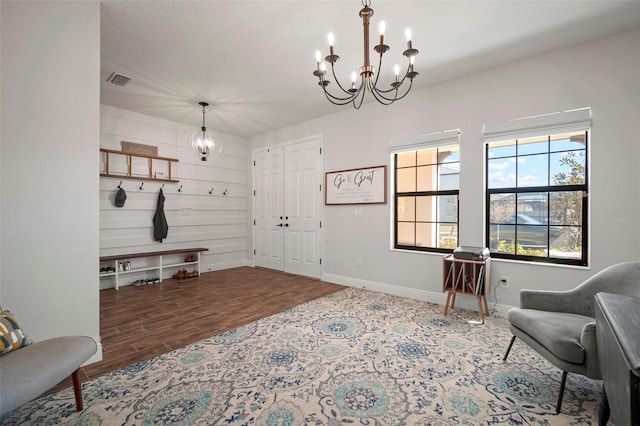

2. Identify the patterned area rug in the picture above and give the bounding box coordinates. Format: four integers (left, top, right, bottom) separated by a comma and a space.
3, 288, 602, 425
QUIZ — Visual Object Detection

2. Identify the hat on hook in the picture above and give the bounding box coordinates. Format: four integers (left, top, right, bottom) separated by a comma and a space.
115, 187, 127, 207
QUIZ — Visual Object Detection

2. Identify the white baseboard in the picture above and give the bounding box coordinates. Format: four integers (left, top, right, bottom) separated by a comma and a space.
322, 273, 514, 318
85, 341, 103, 365
201, 259, 251, 273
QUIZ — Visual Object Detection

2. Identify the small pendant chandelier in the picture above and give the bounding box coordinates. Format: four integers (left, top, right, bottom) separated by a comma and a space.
189, 102, 221, 161
313, 0, 419, 109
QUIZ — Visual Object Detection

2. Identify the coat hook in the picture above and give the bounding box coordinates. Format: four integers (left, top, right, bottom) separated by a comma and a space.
178, 185, 183, 192
223, 189, 228, 195
160, 184, 164, 190
139, 182, 144, 190
209, 187, 214, 195
117, 181, 123, 189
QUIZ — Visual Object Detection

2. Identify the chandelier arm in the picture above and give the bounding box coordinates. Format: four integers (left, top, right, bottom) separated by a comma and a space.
369, 86, 398, 105
374, 78, 414, 103
322, 86, 360, 106
372, 59, 412, 95
330, 63, 356, 96
352, 85, 367, 109
368, 51, 385, 91
322, 81, 364, 104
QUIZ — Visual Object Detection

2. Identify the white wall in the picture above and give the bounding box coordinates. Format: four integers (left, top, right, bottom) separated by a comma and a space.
250, 28, 640, 313
1, 1, 101, 354
99, 106, 249, 288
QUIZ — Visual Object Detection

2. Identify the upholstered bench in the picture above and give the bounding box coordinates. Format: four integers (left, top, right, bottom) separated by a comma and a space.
0, 335, 97, 417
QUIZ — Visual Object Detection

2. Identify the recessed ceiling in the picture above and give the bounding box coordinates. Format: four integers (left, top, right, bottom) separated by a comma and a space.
101, 0, 640, 138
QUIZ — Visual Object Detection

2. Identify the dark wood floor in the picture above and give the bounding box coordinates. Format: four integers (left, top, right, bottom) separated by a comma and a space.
51, 267, 344, 394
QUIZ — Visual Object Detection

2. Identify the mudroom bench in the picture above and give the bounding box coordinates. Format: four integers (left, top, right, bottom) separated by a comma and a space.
99, 248, 208, 290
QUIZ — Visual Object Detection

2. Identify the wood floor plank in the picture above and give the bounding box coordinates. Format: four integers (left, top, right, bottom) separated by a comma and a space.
46, 267, 343, 395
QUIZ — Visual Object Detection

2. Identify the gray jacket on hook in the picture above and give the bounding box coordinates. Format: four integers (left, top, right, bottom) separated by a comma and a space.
154, 189, 168, 242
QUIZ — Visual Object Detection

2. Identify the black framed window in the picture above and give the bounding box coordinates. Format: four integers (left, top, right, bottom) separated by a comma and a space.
485, 131, 588, 266
394, 145, 459, 252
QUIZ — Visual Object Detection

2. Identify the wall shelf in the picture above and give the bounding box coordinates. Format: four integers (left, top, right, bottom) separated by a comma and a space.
100, 148, 179, 182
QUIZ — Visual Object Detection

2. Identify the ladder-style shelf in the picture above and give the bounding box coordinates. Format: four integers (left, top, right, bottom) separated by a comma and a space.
100, 148, 179, 182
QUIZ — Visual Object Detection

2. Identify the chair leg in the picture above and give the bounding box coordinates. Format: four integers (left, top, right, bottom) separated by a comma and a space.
71, 369, 84, 411
556, 371, 568, 413
503, 335, 516, 361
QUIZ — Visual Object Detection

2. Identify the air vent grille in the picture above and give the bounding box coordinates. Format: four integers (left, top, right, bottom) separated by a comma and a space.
106, 72, 131, 87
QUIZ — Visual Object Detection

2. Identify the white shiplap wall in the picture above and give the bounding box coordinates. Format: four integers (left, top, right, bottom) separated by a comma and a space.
99, 105, 249, 288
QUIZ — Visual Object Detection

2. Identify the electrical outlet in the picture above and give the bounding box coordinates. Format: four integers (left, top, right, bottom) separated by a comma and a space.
499, 277, 509, 288
355, 257, 362, 267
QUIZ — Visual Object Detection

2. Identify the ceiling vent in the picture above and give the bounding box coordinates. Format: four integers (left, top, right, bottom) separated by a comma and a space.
106, 72, 131, 87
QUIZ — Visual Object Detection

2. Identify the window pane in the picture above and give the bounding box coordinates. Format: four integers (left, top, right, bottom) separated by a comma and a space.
397, 222, 415, 246
489, 194, 516, 224
439, 163, 460, 190
515, 224, 548, 250
440, 146, 460, 163
438, 224, 458, 249
549, 226, 582, 259
517, 192, 548, 224
415, 196, 433, 222
397, 168, 416, 192
517, 154, 548, 187
416, 222, 435, 248
437, 195, 458, 222
518, 136, 548, 155
397, 196, 415, 221
550, 150, 585, 185
487, 158, 516, 188
489, 224, 515, 253
416, 165, 436, 192
397, 151, 415, 168
488, 140, 516, 159
549, 191, 582, 225
550, 132, 586, 152
416, 149, 436, 166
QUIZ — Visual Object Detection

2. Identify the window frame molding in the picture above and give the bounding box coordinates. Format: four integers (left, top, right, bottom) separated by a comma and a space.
390, 130, 460, 253
483, 108, 591, 266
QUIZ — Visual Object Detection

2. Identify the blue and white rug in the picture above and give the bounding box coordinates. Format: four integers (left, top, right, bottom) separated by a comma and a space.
2, 288, 602, 425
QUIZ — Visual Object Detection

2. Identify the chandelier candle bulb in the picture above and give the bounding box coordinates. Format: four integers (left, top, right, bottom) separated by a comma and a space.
406, 28, 412, 49
379, 20, 385, 45
328, 32, 335, 56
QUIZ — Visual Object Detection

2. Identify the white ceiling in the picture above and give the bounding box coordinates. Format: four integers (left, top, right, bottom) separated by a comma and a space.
100, 0, 640, 138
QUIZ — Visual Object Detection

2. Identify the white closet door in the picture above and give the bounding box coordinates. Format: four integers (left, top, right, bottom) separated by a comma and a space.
253, 137, 323, 278
283, 139, 323, 278
254, 147, 285, 271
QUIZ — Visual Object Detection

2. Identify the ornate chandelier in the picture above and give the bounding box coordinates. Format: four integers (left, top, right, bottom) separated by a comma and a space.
188, 102, 221, 161
313, 0, 419, 109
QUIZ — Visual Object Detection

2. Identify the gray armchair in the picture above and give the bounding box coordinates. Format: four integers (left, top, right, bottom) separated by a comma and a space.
502, 261, 640, 413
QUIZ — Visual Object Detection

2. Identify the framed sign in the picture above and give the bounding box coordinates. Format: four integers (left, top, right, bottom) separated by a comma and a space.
325, 165, 387, 205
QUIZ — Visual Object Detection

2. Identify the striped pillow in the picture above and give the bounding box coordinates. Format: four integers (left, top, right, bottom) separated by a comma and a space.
0, 310, 32, 356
